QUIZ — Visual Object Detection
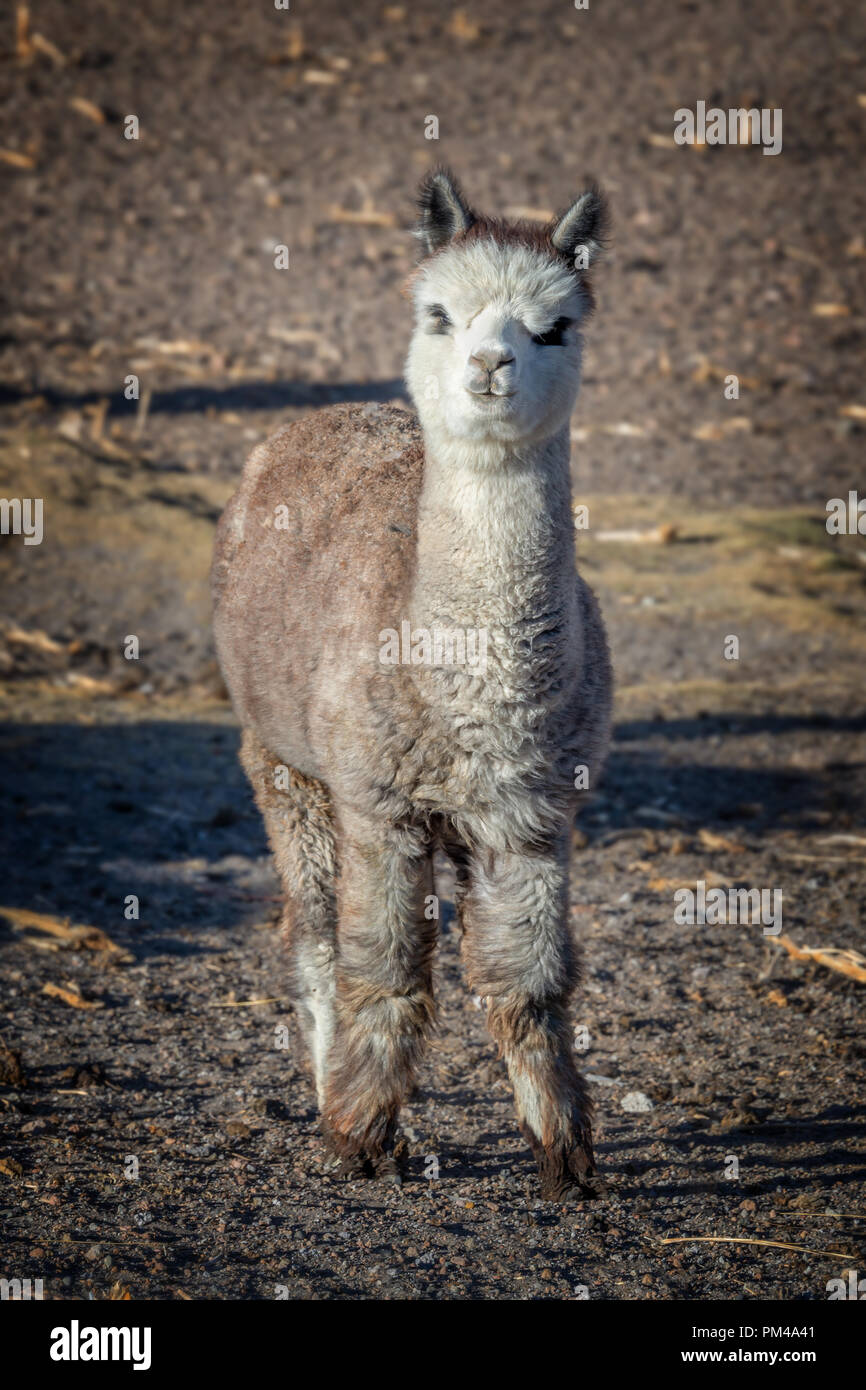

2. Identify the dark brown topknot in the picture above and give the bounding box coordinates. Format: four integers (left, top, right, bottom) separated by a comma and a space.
414, 168, 609, 286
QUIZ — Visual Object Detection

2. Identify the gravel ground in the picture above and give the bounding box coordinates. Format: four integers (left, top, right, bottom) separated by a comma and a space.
0, 0, 864, 1302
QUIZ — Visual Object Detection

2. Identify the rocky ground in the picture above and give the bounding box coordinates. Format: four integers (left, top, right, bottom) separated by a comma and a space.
0, 0, 864, 1301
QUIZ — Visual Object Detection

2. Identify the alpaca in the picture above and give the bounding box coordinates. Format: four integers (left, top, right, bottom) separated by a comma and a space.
211, 170, 612, 1200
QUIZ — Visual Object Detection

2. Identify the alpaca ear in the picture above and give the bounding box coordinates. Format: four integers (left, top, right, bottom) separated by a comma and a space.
551, 188, 608, 267
415, 169, 475, 255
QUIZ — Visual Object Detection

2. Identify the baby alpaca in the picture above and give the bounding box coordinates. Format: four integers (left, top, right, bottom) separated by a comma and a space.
212, 170, 612, 1199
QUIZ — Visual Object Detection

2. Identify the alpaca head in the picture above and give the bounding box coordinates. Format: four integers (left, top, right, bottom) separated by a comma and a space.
405, 169, 607, 452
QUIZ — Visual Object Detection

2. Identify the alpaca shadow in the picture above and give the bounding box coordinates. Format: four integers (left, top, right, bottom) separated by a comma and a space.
612, 1153, 866, 1201
595, 710, 866, 834
401, 1140, 521, 1187
0, 718, 266, 961
0, 378, 410, 417
0, 706, 863, 962
602, 1103, 866, 1199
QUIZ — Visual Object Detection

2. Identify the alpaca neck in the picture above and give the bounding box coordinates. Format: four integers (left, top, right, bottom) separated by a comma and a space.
410, 425, 577, 644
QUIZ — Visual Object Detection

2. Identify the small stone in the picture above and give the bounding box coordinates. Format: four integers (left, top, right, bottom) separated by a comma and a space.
621, 1091, 654, 1113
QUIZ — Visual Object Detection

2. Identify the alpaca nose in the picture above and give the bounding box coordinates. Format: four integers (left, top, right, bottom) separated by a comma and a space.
470, 343, 515, 374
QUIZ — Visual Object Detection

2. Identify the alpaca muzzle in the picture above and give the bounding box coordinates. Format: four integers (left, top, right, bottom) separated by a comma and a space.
465, 342, 517, 396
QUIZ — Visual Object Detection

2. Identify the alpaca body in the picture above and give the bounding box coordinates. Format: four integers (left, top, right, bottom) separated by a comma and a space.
214, 405, 608, 849
212, 172, 613, 1197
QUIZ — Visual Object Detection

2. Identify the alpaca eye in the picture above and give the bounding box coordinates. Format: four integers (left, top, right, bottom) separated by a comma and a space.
427, 305, 452, 334
532, 317, 572, 346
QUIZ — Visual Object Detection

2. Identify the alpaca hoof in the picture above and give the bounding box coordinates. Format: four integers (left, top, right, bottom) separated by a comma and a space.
540, 1170, 605, 1202
561, 1145, 607, 1201
322, 1129, 406, 1185
324, 1151, 368, 1181
372, 1153, 403, 1186
559, 1171, 608, 1202
523, 1124, 602, 1202
331, 1152, 402, 1185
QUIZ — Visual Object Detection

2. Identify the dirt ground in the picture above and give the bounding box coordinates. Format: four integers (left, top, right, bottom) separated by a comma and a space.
1, 0, 864, 1301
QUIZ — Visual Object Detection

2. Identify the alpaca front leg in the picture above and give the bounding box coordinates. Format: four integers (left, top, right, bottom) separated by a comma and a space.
238, 731, 338, 1107
322, 818, 436, 1181
462, 838, 600, 1201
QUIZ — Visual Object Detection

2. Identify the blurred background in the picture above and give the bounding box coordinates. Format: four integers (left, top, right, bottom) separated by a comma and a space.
1, 0, 865, 689
0, 0, 864, 1301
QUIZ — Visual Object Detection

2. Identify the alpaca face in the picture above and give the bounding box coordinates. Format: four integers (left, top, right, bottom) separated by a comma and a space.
406, 240, 588, 447
405, 171, 607, 451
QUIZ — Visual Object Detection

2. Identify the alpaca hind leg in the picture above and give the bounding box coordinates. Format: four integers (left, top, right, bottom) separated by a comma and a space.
239, 730, 337, 1106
